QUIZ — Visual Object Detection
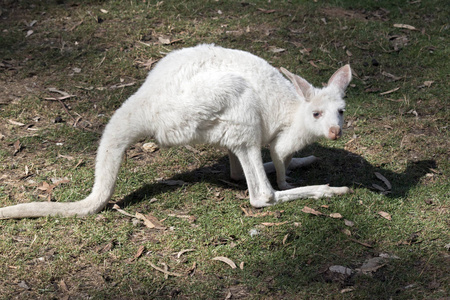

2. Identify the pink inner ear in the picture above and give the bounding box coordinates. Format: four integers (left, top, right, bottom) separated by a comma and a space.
295, 76, 313, 99
328, 65, 352, 90
280, 67, 313, 100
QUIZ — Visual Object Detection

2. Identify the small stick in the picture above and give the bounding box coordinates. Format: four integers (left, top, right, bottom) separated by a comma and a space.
43, 97, 77, 122
348, 238, 373, 248
149, 262, 183, 277
112, 204, 135, 218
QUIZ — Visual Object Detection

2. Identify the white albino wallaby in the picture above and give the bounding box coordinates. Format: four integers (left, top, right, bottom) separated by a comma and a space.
0, 44, 352, 219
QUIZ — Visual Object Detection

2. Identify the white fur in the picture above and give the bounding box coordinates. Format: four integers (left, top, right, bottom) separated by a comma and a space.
0, 44, 352, 219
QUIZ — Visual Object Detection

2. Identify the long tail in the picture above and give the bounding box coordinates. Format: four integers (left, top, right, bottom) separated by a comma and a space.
0, 99, 144, 219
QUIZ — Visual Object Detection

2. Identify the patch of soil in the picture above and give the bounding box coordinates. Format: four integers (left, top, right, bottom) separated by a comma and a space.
321, 7, 390, 21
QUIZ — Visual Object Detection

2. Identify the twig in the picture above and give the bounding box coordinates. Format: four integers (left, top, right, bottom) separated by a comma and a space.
380, 87, 400, 95
43, 96, 77, 122
138, 40, 152, 47
149, 262, 183, 277
112, 204, 135, 218
97, 54, 106, 67
348, 238, 373, 248
44, 95, 75, 101
218, 179, 240, 188
418, 254, 434, 277
69, 20, 84, 32
56, 98, 76, 122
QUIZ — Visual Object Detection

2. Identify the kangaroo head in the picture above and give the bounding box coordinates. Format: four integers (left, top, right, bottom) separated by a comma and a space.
281, 65, 352, 140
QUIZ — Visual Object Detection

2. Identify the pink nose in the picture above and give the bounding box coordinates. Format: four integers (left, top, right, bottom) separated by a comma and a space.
329, 126, 342, 140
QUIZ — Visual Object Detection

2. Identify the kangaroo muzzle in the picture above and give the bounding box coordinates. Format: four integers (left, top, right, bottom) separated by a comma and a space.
329, 126, 342, 140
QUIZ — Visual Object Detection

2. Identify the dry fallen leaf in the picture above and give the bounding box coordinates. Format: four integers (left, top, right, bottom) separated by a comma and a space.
424, 80, 434, 87
158, 36, 171, 44
95, 241, 114, 253
188, 261, 197, 275
59, 279, 69, 293
380, 87, 400, 95
397, 232, 421, 245
329, 213, 343, 219
225, 291, 232, 300
127, 245, 145, 262
157, 36, 182, 45
18, 280, 30, 290
58, 154, 75, 160
50, 177, 70, 186
348, 238, 373, 248
344, 219, 355, 227
261, 221, 288, 227
340, 287, 355, 294
378, 211, 392, 221
235, 190, 249, 199
393, 23, 417, 31
389, 35, 409, 51
282, 234, 289, 245
135, 212, 165, 229
212, 256, 237, 269
149, 262, 183, 277
342, 228, 352, 236
142, 142, 159, 152
9, 119, 25, 126
309, 60, 320, 68
268, 46, 286, 53
36, 181, 55, 201
112, 204, 135, 217
301, 206, 323, 216
13, 140, 22, 155
134, 245, 145, 259
382, 71, 402, 81
136, 58, 158, 70
356, 257, 387, 274
47, 87, 74, 98
135, 212, 155, 228
37, 181, 55, 193
257, 8, 276, 13
299, 47, 312, 55
109, 82, 136, 90
329, 265, 353, 275
177, 249, 195, 259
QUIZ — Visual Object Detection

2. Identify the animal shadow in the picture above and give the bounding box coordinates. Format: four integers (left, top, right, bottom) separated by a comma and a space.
116, 144, 435, 208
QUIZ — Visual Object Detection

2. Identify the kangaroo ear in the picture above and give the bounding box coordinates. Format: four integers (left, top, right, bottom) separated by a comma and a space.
327, 64, 352, 93
280, 67, 313, 100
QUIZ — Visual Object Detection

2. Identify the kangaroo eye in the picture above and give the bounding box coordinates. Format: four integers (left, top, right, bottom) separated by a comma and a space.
313, 111, 322, 119
338, 109, 345, 115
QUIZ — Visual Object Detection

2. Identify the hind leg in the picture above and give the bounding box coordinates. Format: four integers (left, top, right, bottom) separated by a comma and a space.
231, 146, 350, 208
231, 146, 275, 208
229, 150, 245, 180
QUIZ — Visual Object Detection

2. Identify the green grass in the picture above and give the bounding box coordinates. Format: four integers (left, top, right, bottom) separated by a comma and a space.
0, 0, 449, 299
